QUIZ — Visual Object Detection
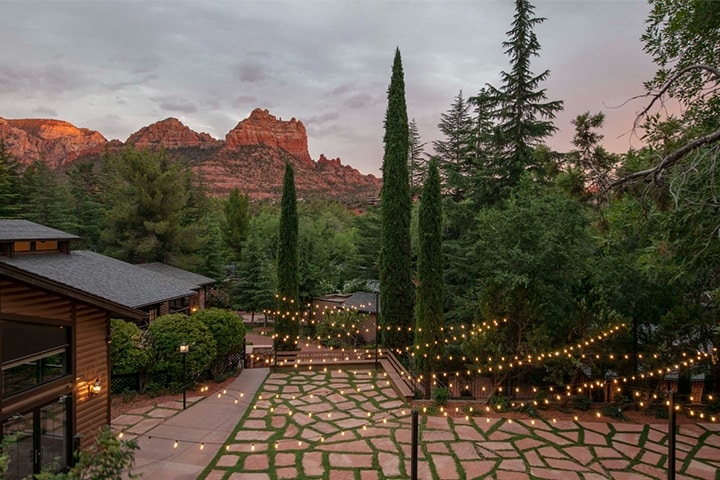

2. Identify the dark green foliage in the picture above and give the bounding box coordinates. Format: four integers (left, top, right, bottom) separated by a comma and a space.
379, 48, 414, 350
109, 319, 151, 375
487, 0, 563, 190
316, 309, 365, 348
432, 386, 449, 406
64, 162, 105, 250
351, 206, 381, 281
100, 148, 204, 267
19, 159, 74, 230
488, 394, 510, 412
414, 159, 444, 372
572, 395, 593, 411
433, 91, 477, 202
408, 118, 427, 196
147, 313, 217, 382
222, 188, 250, 261
34, 427, 139, 480
275, 162, 300, 351
642, 0, 720, 128
193, 308, 246, 378
0, 139, 22, 218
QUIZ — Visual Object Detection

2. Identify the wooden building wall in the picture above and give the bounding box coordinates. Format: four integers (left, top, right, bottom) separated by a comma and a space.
0, 277, 111, 449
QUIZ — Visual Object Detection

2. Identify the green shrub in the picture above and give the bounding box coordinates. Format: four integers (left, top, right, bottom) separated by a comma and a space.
316, 309, 365, 349
573, 395, 593, 411
433, 387, 449, 406
193, 308, 246, 379
488, 394, 510, 413
602, 404, 626, 420
148, 313, 217, 384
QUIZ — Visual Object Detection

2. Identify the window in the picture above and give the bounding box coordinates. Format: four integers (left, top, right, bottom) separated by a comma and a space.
1, 321, 70, 398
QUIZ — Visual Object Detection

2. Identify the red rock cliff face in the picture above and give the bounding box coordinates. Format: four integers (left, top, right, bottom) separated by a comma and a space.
225, 108, 313, 167
126, 118, 221, 150
0, 117, 107, 168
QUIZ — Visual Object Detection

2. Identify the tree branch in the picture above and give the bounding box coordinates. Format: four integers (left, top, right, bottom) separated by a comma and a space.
609, 127, 720, 190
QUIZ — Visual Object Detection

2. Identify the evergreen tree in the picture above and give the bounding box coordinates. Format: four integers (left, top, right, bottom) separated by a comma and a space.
0, 140, 21, 218
487, 0, 563, 191
275, 162, 300, 351
222, 188, 250, 262
19, 159, 73, 230
65, 162, 105, 250
408, 118, 427, 197
433, 90, 477, 201
379, 48, 414, 350
100, 147, 203, 267
413, 159, 444, 373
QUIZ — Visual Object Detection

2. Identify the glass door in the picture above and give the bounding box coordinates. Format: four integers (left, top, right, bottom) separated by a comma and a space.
1, 397, 69, 479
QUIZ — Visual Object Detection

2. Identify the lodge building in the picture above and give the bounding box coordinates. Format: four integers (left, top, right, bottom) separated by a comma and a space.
0, 220, 213, 479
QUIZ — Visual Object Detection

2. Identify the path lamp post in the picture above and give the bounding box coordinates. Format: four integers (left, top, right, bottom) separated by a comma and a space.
374, 291, 380, 370
179, 342, 189, 409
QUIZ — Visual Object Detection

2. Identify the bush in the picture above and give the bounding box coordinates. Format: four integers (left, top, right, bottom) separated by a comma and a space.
488, 394, 510, 413
110, 319, 151, 375
573, 395, 593, 411
148, 313, 217, 384
192, 308, 246, 379
602, 404, 626, 420
433, 387, 449, 406
316, 309, 365, 348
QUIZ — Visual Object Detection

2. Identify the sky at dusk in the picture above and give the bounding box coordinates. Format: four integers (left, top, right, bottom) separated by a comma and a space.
0, 0, 657, 176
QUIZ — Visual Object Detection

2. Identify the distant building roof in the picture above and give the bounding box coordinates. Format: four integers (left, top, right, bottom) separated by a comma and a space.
137, 262, 215, 288
314, 291, 380, 314
0, 250, 196, 309
0, 219, 80, 241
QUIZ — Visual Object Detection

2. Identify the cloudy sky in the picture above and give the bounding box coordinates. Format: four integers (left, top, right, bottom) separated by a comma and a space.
0, 0, 656, 175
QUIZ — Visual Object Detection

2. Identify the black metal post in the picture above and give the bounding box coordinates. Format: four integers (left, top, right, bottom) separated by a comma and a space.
182, 352, 187, 410
411, 409, 418, 480
375, 291, 380, 370
668, 391, 676, 480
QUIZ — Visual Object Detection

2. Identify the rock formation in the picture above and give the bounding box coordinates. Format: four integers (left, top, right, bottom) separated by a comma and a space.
0, 109, 381, 204
225, 108, 313, 167
126, 118, 221, 150
0, 117, 107, 168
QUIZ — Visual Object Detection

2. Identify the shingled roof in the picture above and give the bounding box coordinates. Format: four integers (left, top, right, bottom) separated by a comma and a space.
0, 250, 196, 309
137, 262, 215, 288
0, 219, 80, 241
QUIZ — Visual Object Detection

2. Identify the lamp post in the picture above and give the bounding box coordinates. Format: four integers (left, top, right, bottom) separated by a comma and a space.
374, 291, 380, 370
179, 342, 189, 409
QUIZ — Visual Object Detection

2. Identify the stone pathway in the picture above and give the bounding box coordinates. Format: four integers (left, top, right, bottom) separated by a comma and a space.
196, 368, 720, 480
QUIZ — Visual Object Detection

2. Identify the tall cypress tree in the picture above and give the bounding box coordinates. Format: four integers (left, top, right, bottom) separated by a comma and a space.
488, 0, 563, 190
275, 162, 300, 351
413, 159, 444, 373
408, 118, 427, 197
379, 48, 414, 350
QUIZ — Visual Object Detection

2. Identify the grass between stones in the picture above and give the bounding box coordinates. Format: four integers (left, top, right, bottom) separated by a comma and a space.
198, 369, 720, 480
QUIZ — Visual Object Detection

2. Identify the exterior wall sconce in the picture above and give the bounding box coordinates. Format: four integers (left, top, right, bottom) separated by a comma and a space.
88, 377, 102, 396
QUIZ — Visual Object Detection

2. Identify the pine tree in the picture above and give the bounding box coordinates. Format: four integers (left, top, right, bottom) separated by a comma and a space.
100, 148, 202, 266
488, 0, 563, 190
433, 90, 477, 201
275, 162, 300, 351
379, 48, 414, 350
222, 188, 250, 262
408, 118, 427, 197
413, 159, 444, 373
0, 140, 21, 218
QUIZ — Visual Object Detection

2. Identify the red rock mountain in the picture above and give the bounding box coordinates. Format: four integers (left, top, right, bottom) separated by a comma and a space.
0, 110, 381, 203
0, 117, 107, 169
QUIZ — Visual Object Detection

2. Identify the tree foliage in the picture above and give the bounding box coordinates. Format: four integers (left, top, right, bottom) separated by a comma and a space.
413, 159, 444, 372
486, 0, 563, 191
379, 48, 414, 350
222, 188, 250, 262
193, 308, 246, 378
100, 148, 204, 268
275, 162, 300, 351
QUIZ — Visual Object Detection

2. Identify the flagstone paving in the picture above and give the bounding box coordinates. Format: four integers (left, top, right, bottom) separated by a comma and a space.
189, 368, 720, 480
